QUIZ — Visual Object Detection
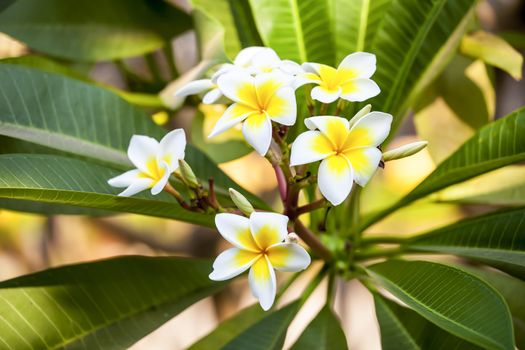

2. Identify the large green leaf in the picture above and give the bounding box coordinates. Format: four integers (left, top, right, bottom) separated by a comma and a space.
374, 294, 482, 349
0, 154, 215, 226
222, 302, 299, 350
189, 304, 265, 350
248, 0, 335, 64
0, 0, 191, 61
290, 305, 348, 350
0, 64, 267, 208
0, 256, 223, 349
369, 0, 475, 134
406, 207, 525, 274
367, 260, 514, 350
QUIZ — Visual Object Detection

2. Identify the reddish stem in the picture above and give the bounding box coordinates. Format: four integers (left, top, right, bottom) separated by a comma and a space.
274, 164, 287, 202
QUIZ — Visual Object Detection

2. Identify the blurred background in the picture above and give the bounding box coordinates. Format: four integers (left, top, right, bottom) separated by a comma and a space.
0, 0, 524, 348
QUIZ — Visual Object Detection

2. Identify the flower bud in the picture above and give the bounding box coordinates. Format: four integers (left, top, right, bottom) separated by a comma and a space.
178, 159, 199, 188
383, 141, 428, 162
229, 188, 254, 216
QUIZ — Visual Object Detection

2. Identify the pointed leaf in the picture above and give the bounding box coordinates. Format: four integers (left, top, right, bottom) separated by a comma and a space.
290, 305, 348, 350
0, 256, 224, 349
367, 260, 514, 350
374, 294, 482, 350
0, 0, 191, 61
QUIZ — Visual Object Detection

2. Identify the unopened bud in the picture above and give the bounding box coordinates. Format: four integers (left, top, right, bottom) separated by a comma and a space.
383, 141, 428, 162
178, 159, 199, 188
229, 188, 254, 216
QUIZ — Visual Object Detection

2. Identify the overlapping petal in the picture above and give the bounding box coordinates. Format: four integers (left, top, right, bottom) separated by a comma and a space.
217, 71, 258, 108
248, 256, 276, 311
344, 111, 393, 149
340, 78, 380, 102
311, 86, 341, 103
127, 135, 159, 175
209, 247, 260, 281
338, 52, 377, 79
266, 87, 296, 125
343, 147, 382, 187
159, 129, 186, 171
318, 155, 354, 205
215, 213, 259, 252
305, 116, 350, 149
150, 161, 171, 195
242, 112, 272, 156
249, 212, 288, 250
290, 130, 334, 166
208, 103, 255, 138
266, 243, 311, 272
117, 178, 154, 197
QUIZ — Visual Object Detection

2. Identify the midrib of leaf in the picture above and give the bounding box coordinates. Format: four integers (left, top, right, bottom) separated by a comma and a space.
368, 268, 505, 350
288, 0, 307, 62
382, 0, 446, 112
356, 0, 370, 51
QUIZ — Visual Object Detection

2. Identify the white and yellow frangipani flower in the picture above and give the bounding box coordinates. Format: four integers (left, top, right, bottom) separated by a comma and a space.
209, 71, 297, 155
209, 212, 311, 310
107, 129, 186, 197
290, 106, 392, 205
300, 52, 380, 103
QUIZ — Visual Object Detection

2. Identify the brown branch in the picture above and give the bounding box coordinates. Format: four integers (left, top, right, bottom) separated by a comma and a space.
296, 198, 328, 215
294, 220, 332, 261
164, 183, 191, 210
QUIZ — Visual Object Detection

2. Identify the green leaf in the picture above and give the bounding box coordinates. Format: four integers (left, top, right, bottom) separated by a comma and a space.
0, 0, 191, 61
0, 64, 267, 208
367, 260, 515, 350
434, 166, 525, 206
222, 302, 299, 350
248, 0, 335, 64
290, 305, 348, 350
0, 154, 216, 226
461, 31, 523, 80
332, 0, 393, 62
369, 0, 476, 134
407, 207, 525, 274
374, 294, 482, 350
189, 304, 265, 350
226, 0, 263, 48
0, 198, 112, 216
0, 256, 223, 349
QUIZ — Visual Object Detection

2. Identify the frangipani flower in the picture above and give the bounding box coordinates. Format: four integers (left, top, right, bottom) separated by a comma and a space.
209, 212, 311, 310
209, 71, 296, 155
300, 52, 380, 103
108, 129, 186, 197
290, 106, 392, 205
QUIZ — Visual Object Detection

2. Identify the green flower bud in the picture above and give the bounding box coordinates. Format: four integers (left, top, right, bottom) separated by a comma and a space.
229, 188, 254, 216
178, 159, 199, 188
383, 141, 428, 162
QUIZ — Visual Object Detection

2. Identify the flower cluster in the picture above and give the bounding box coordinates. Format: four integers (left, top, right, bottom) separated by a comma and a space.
108, 46, 426, 311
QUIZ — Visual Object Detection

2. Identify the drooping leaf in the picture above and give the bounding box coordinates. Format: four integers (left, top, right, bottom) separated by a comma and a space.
374, 294, 482, 350
369, 0, 476, 135
0, 256, 224, 349
406, 207, 525, 276
248, 0, 335, 64
367, 260, 515, 350
226, 0, 263, 49
461, 31, 523, 80
0, 64, 267, 208
434, 166, 525, 206
189, 304, 265, 350
0, 154, 215, 226
0, 0, 191, 61
222, 302, 299, 350
290, 305, 348, 350
0, 198, 112, 216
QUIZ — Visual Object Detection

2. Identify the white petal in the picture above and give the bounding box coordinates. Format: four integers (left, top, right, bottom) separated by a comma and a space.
266, 243, 311, 272
343, 147, 382, 187
249, 212, 288, 250
209, 247, 260, 281
279, 60, 303, 75
340, 78, 380, 102
208, 103, 255, 138
348, 104, 372, 129
159, 129, 186, 171
302, 62, 323, 75
290, 130, 333, 166
318, 155, 354, 205
202, 88, 223, 104
234, 46, 266, 67
150, 162, 171, 195
215, 213, 260, 251
311, 86, 341, 103
304, 116, 350, 149
248, 256, 276, 311
251, 48, 281, 72
242, 113, 272, 156
108, 169, 143, 188
174, 79, 214, 97
117, 178, 154, 197
211, 64, 235, 83
217, 71, 258, 108
127, 135, 160, 174
266, 87, 296, 126
347, 111, 393, 148
338, 52, 377, 79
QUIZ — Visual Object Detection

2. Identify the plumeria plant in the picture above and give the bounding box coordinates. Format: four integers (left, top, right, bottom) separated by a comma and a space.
0, 0, 524, 349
